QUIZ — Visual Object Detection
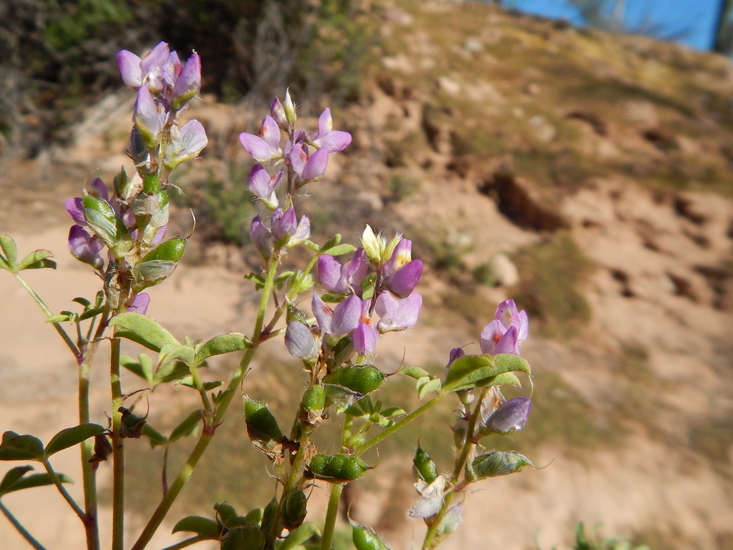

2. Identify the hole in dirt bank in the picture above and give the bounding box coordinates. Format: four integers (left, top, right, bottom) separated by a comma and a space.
673, 195, 707, 225
610, 268, 635, 297
641, 128, 678, 151
478, 171, 568, 232
667, 273, 698, 301
695, 265, 733, 311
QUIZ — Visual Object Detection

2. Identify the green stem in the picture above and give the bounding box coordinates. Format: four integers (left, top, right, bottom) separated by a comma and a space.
422, 388, 488, 550
14, 274, 79, 358
320, 483, 344, 550
131, 256, 281, 550
110, 336, 124, 550
354, 395, 444, 456
42, 459, 85, 521
0, 500, 48, 550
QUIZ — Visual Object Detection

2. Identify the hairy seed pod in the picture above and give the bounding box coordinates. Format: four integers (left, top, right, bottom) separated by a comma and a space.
352, 523, 391, 550
220, 525, 265, 550
413, 446, 438, 484
301, 385, 326, 412
140, 238, 186, 263
281, 490, 308, 529
243, 398, 283, 443
323, 365, 385, 395
306, 453, 370, 483
469, 451, 532, 480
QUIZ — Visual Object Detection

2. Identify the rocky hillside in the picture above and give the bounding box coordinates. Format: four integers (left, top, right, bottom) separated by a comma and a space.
1, 1, 733, 549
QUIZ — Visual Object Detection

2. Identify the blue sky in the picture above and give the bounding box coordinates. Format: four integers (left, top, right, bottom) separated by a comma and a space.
510, 0, 722, 50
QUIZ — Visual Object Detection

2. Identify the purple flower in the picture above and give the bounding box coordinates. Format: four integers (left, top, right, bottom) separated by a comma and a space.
312, 293, 334, 334
270, 96, 288, 129
248, 165, 281, 210
173, 52, 201, 109
287, 214, 310, 248
89, 178, 110, 202
331, 295, 362, 338
353, 320, 378, 354
285, 321, 317, 360
117, 49, 143, 89
127, 293, 151, 315
65, 198, 86, 225
307, 108, 352, 153
481, 396, 531, 435
300, 147, 329, 182
249, 216, 271, 260
271, 207, 298, 241
384, 259, 423, 298
445, 347, 465, 370
163, 119, 208, 169
479, 322, 520, 356
133, 86, 165, 148
68, 226, 104, 269
495, 299, 529, 344
239, 116, 283, 162
317, 249, 368, 295
375, 291, 422, 333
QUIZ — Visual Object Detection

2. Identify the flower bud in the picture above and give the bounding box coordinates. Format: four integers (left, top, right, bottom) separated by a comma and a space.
285, 321, 317, 360
249, 216, 271, 261
283, 89, 297, 125
172, 52, 201, 110
133, 86, 165, 149
360, 225, 385, 264
480, 396, 531, 436
270, 96, 288, 130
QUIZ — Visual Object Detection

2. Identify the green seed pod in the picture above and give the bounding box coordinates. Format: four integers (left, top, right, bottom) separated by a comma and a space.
323, 365, 385, 395
413, 446, 438, 484
469, 451, 532, 480
281, 490, 308, 530
306, 454, 370, 483
259, 497, 278, 539
301, 385, 326, 412
141, 238, 187, 263
214, 503, 238, 527
244, 398, 283, 443
352, 523, 391, 550
220, 525, 265, 550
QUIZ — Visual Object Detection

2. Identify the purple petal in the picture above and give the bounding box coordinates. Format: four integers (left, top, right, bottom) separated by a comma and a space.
174, 52, 201, 106
495, 299, 529, 343
288, 215, 311, 247
140, 42, 170, 75
483, 396, 531, 434
250, 216, 271, 260
164, 119, 208, 169
479, 320, 506, 355
65, 198, 86, 225
271, 207, 297, 240
239, 133, 278, 162
117, 50, 142, 88
248, 165, 272, 198
315, 130, 352, 153
134, 86, 164, 147
331, 295, 362, 338
312, 293, 333, 334
317, 108, 333, 137
285, 321, 317, 359
288, 143, 308, 176
376, 292, 422, 333
301, 147, 329, 181
260, 116, 282, 150
68, 226, 104, 269
270, 96, 288, 129
318, 255, 344, 293
385, 259, 423, 298
150, 223, 168, 246
90, 178, 109, 202
127, 293, 151, 315
353, 322, 378, 354
494, 326, 520, 355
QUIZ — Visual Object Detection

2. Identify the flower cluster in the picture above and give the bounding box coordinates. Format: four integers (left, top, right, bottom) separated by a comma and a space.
65, 41, 207, 313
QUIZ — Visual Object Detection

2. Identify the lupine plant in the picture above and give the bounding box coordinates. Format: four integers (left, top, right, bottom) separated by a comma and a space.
0, 42, 535, 550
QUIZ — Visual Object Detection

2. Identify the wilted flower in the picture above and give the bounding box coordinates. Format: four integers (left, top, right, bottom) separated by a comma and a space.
409, 475, 447, 519
163, 119, 208, 169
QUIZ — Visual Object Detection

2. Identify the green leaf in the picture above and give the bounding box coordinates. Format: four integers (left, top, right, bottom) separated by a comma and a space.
0, 235, 18, 269
72, 297, 92, 308
380, 407, 406, 418
45, 424, 105, 457
400, 365, 430, 380
0, 254, 10, 271
0, 471, 71, 496
0, 432, 44, 461
46, 313, 74, 324
318, 234, 342, 253
175, 377, 223, 392
0, 466, 34, 493
417, 377, 442, 399
169, 410, 203, 443
194, 333, 251, 365
324, 244, 357, 257
153, 360, 190, 384
172, 516, 219, 537
18, 249, 56, 271
109, 312, 180, 352
280, 523, 321, 550
142, 424, 168, 448
120, 354, 154, 385
488, 372, 522, 388
158, 344, 195, 370
78, 307, 104, 321
493, 354, 532, 378
442, 354, 531, 393
304, 240, 320, 252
